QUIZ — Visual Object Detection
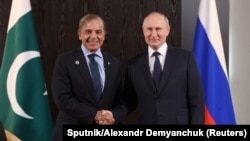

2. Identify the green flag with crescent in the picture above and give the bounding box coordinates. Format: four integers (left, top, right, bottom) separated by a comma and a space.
0, 0, 53, 140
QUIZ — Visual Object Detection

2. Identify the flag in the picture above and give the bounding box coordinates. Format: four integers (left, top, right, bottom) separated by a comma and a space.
0, 0, 53, 140
193, 0, 236, 124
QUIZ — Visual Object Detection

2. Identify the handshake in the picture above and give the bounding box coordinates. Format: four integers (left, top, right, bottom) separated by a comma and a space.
95, 110, 115, 125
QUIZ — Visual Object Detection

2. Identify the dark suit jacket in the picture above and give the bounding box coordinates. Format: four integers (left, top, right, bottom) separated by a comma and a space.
124, 45, 204, 124
0, 122, 7, 141
52, 47, 126, 140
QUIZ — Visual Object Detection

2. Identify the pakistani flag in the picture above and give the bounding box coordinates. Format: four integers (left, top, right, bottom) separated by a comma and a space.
0, 0, 53, 140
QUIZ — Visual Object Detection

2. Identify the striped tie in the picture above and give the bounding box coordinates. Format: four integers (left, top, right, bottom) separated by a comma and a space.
88, 54, 102, 100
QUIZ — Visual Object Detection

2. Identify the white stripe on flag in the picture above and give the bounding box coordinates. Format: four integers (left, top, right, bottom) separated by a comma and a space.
198, 0, 228, 79
8, 0, 31, 32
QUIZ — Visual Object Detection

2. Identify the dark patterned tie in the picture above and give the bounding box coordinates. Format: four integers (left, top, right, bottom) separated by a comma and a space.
88, 54, 102, 100
152, 51, 162, 92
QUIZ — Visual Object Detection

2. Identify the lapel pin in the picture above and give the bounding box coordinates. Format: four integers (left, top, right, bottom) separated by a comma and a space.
108, 61, 111, 65
75, 60, 79, 65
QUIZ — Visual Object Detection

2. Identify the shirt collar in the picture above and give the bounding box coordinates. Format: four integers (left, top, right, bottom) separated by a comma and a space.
148, 43, 168, 57
81, 44, 103, 59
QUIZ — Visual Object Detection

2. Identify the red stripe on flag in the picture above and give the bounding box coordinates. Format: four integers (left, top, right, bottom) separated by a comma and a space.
204, 105, 216, 125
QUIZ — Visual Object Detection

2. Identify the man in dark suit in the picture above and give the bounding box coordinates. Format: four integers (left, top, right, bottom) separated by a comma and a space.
52, 14, 126, 140
124, 12, 204, 124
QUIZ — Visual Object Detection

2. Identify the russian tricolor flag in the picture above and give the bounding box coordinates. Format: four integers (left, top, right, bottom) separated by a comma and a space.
193, 0, 236, 124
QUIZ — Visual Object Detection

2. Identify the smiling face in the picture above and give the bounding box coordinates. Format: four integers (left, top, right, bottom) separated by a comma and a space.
142, 12, 170, 50
78, 17, 105, 52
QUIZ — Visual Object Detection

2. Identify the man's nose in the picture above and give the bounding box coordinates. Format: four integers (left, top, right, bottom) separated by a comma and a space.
151, 29, 157, 36
90, 32, 97, 38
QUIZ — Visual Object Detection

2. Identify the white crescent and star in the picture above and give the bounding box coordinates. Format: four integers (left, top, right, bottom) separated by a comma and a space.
6, 51, 44, 119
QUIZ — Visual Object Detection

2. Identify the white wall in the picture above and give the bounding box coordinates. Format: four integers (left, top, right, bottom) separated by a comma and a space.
229, 0, 250, 124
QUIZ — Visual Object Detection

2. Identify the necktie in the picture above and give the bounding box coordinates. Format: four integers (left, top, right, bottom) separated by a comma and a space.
88, 54, 102, 100
152, 51, 162, 92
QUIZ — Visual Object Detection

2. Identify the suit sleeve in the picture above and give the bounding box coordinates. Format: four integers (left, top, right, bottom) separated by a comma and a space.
188, 52, 205, 124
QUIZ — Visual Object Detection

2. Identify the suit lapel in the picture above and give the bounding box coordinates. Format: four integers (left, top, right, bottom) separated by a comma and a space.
102, 52, 112, 93
139, 50, 158, 95
73, 48, 96, 98
158, 46, 177, 95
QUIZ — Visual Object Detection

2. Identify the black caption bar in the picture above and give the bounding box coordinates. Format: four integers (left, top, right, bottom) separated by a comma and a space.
63, 125, 250, 140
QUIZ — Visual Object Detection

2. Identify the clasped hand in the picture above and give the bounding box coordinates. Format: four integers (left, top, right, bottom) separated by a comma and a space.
95, 110, 115, 125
